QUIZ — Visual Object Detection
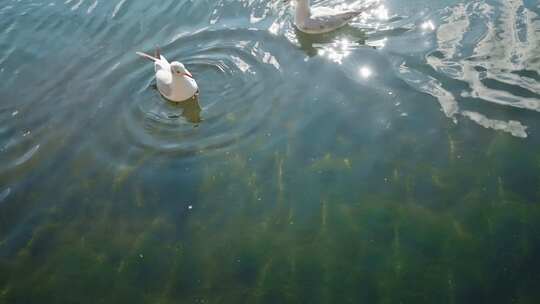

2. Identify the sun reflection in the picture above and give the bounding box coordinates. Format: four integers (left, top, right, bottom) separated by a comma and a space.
318, 38, 355, 64
421, 20, 436, 31
373, 5, 389, 20
359, 66, 373, 78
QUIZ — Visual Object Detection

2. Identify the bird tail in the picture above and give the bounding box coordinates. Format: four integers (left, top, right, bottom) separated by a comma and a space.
155, 46, 161, 59
136, 51, 159, 62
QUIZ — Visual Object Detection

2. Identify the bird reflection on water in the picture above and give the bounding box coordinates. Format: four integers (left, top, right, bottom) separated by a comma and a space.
295, 26, 372, 58
149, 83, 203, 125
165, 96, 203, 125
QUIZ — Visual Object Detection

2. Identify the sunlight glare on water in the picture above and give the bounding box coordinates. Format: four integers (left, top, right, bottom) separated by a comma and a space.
359, 66, 373, 78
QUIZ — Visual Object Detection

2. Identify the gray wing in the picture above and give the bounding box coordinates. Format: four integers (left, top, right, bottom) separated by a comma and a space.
307, 11, 361, 33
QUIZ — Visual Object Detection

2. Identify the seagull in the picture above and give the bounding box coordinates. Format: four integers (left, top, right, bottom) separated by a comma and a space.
285, 0, 378, 34
136, 48, 199, 102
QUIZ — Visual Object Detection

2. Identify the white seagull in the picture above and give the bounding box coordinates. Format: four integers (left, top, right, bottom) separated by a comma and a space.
136, 48, 199, 102
285, 0, 378, 34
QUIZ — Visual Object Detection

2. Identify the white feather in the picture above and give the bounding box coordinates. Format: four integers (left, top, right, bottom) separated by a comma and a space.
137, 51, 198, 102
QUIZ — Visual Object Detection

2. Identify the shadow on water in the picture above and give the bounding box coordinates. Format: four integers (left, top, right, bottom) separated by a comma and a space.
295, 26, 371, 57
162, 94, 203, 125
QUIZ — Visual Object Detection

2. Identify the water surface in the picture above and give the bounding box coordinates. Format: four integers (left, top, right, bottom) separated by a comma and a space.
1, 0, 540, 303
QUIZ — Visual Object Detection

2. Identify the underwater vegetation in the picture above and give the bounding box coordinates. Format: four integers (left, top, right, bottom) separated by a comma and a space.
2, 122, 540, 304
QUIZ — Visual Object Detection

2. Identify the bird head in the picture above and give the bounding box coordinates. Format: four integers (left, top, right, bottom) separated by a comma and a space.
170, 61, 193, 78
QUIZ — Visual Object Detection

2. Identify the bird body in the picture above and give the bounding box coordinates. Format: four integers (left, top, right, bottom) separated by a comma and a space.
289, 0, 376, 34
137, 48, 198, 102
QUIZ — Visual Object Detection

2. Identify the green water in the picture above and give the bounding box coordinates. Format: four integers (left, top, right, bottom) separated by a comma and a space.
1, 0, 540, 303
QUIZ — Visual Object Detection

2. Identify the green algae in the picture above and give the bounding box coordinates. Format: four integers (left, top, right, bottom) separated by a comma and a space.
3, 102, 540, 304
2, 184, 540, 303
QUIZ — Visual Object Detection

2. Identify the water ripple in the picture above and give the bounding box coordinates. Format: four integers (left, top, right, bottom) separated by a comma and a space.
87, 28, 289, 164
388, 0, 540, 138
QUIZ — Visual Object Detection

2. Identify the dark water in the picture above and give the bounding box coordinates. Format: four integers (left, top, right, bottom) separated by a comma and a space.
1, 0, 540, 302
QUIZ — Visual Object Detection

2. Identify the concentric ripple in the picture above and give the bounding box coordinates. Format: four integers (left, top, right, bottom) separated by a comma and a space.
115, 29, 285, 158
